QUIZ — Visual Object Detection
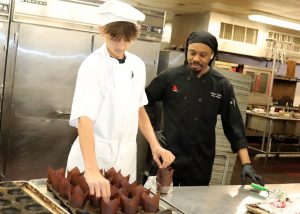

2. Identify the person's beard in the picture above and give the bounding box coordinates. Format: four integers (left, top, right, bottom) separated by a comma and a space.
188, 60, 206, 76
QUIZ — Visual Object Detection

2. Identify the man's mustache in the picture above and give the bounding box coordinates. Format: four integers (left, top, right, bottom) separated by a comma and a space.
191, 62, 202, 66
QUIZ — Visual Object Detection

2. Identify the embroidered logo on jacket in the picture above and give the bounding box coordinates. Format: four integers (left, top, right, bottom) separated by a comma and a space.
210, 92, 222, 99
171, 85, 178, 92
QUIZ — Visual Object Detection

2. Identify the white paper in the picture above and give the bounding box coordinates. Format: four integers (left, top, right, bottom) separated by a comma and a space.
258, 198, 300, 214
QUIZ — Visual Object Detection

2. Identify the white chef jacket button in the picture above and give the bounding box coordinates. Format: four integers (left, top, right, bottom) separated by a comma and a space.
198, 98, 202, 102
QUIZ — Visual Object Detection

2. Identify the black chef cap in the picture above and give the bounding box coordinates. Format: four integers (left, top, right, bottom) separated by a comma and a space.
184, 31, 218, 65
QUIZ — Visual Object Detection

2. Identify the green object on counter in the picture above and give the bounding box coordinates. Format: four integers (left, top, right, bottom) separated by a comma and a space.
251, 183, 269, 191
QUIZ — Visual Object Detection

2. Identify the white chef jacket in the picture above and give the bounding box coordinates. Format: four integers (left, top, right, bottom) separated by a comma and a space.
67, 44, 148, 182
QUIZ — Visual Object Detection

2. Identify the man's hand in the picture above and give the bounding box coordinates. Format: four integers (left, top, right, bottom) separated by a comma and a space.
241, 163, 264, 186
84, 169, 111, 203
151, 145, 175, 168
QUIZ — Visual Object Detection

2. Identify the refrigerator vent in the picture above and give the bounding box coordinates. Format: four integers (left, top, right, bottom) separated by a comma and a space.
219, 22, 258, 45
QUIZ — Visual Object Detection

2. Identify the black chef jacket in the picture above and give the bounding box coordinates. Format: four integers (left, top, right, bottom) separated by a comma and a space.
146, 65, 248, 184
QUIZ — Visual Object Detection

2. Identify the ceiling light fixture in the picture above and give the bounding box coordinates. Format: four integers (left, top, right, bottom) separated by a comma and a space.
248, 12, 300, 31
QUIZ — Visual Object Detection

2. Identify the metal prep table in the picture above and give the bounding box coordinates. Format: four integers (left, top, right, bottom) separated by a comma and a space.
29, 179, 300, 214
246, 111, 300, 165
160, 183, 300, 214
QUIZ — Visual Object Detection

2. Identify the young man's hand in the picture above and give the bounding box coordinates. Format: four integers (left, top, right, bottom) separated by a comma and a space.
84, 169, 111, 203
151, 145, 175, 168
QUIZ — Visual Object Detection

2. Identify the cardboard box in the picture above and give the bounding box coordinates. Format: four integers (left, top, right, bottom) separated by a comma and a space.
286, 59, 296, 78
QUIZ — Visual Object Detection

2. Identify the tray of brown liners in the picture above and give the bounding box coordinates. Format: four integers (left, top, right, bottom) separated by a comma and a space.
0, 180, 68, 214
47, 166, 175, 214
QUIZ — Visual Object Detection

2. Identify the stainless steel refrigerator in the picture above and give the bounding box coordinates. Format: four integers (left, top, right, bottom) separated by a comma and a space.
0, 0, 164, 181
0, 0, 10, 181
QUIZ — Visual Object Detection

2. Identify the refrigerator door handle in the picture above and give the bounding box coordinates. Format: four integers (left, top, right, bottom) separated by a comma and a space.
55, 110, 71, 116
13, 32, 19, 46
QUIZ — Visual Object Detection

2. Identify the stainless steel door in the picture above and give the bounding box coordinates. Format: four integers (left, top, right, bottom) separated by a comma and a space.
0, 21, 8, 87
0, 20, 9, 180
0, 20, 9, 121
0, 0, 10, 180
128, 40, 160, 86
2, 23, 92, 180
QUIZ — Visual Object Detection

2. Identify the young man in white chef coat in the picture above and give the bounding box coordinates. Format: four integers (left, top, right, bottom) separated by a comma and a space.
66, 0, 175, 203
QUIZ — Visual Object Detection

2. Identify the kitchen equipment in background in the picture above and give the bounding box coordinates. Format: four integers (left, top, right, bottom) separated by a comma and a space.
0, 0, 10, 88
286, 59, 296, 78
0, 0, 10, 181
0, 0, 164, 181
214, 61, 238, 72
2, 22, 89, 180
157, 50, 185, 74
0, 180, 68, 213
243, 65, 272, 106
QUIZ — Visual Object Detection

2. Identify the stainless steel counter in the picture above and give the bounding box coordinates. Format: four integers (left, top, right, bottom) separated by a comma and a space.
30, 179, 300, 214
160, 183, 300, 214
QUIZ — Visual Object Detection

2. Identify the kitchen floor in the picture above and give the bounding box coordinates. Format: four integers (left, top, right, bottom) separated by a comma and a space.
230, 138, 300, 185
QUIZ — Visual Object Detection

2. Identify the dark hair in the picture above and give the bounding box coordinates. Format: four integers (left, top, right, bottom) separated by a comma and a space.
102, 21, 139, 41
184, 31, 218, 65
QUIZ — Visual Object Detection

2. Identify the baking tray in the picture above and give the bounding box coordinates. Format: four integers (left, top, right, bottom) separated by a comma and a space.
0, 180, 68, 214
246, 203, 270, 214
46, 181, 179, 214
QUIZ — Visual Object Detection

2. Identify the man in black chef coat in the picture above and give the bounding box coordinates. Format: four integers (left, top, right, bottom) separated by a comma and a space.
146, 31, 263, 186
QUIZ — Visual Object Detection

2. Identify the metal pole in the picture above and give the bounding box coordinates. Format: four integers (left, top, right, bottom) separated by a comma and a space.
266, 39, 277, 116
261, 39, 277, 165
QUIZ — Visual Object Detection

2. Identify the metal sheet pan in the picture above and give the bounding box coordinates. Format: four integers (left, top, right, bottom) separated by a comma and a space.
46, 180, 177, 214
0, 180, 68, 213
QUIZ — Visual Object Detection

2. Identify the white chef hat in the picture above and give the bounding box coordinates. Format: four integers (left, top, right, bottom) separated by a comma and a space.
97, 0, 145, 26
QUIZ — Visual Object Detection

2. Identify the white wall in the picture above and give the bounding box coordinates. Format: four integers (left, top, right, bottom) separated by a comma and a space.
208, 12, 269, 58
169, 11, 271, 58
170, 12, 210, 48
168, 11, 300, 77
